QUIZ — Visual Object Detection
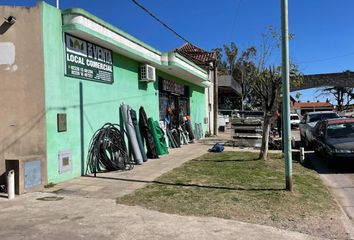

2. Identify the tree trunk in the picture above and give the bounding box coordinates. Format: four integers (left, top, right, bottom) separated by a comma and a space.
259, 113, 271, 160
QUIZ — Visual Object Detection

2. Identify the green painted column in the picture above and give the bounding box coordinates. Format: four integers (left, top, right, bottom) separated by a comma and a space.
281, 0, 292, 191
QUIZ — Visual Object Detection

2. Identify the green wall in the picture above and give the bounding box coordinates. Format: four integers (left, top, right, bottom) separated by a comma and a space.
42, 3, 205, 183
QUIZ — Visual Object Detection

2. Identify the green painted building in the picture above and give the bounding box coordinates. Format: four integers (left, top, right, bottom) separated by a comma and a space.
0, 2, 214, 188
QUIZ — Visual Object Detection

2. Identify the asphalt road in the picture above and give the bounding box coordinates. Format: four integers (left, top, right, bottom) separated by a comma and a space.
310, 153, 354, 217
292, 128, 354, 236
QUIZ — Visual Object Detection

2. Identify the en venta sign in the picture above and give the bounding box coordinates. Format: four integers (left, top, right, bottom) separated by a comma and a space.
64, 33, 113, 83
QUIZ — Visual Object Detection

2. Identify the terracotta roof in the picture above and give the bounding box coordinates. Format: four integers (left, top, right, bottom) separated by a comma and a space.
292, 101, 333, 109
175, 43, 216, 67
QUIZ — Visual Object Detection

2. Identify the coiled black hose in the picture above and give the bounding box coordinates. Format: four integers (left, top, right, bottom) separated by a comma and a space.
86, 123, 134, 175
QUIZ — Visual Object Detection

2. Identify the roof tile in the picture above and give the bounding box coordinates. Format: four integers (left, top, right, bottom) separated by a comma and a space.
175, 43, 216, 67
293, 101, 333, 109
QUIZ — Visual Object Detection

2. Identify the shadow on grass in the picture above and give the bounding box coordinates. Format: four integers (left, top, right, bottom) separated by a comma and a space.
83, 175, 285, 191
192, 159, 262, 163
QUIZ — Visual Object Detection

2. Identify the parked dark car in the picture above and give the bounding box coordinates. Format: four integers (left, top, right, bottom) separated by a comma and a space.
312, 118, 354, 166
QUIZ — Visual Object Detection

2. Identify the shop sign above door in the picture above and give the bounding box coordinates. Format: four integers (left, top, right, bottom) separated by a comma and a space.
64, 33, 113, 83
161, 78, 186, 95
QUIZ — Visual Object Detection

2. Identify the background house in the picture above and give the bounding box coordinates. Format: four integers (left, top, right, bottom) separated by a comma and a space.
218, 75, 242, 111
292, 101, 334, 116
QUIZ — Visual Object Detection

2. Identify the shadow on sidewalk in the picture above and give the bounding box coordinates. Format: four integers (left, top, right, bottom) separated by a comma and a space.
83, 175, 284, 192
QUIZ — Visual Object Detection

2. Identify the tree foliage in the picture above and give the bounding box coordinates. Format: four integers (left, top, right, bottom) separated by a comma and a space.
319, 87, 354, 111
213, 27, 302, 160
251, 28, 302, 160
251, 67, 281, 159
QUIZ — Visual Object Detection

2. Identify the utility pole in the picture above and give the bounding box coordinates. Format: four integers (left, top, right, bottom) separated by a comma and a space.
213, 60, 218, 136
56, 0, 60, 9
281, 0, 292, 191
241, 69, 244, 111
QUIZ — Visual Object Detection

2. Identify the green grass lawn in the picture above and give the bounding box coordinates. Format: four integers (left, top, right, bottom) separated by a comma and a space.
117, 151, 345, 238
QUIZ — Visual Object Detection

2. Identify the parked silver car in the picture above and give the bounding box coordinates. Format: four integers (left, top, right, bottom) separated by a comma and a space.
299, 111, 340, 148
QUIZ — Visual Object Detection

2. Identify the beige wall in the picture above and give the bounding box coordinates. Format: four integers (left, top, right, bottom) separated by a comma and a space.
0, 5, 46, 185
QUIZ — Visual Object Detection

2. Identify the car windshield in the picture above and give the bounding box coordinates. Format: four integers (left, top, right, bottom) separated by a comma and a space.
327, 122, 354, 138
308, 113, 339, 123
290, 115, 299, 120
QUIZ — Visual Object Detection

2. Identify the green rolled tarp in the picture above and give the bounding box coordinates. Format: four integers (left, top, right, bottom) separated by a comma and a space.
148, 118, 169, 155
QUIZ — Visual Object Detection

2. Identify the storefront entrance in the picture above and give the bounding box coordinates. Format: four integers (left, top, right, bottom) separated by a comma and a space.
159, 78, 189, 130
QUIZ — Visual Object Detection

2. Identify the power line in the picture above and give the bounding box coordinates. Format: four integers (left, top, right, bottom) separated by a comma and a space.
298, 52, 354, 64
228, 0, 242, 40
130, 0, 190, 43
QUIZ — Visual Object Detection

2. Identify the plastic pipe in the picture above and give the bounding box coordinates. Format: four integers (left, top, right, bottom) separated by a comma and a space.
7, 170, 15, 200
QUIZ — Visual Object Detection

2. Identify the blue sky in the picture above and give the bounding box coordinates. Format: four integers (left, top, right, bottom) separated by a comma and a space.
4, 0, 354, 103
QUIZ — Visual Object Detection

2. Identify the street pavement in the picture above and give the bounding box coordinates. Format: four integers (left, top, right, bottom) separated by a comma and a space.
303, 150, 354, 238
0, 134, 332, 240
292, 128, 354, 238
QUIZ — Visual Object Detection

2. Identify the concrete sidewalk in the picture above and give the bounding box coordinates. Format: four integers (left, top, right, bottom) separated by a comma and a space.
0, 192, 320, 240
0, 142, 321, 240
44, 143, 211, 199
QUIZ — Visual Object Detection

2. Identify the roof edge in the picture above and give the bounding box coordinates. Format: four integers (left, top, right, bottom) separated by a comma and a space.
61, 8, 162, 55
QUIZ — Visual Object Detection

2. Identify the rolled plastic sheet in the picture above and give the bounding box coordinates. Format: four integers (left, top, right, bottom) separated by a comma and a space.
171, 129, 181, 147
130, 108, 147, 162
148, 118, 169, 155
139, 107, 159, 159
159, 121, 169, 150
166, 128, 178, 148
120, 103, 143, 165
